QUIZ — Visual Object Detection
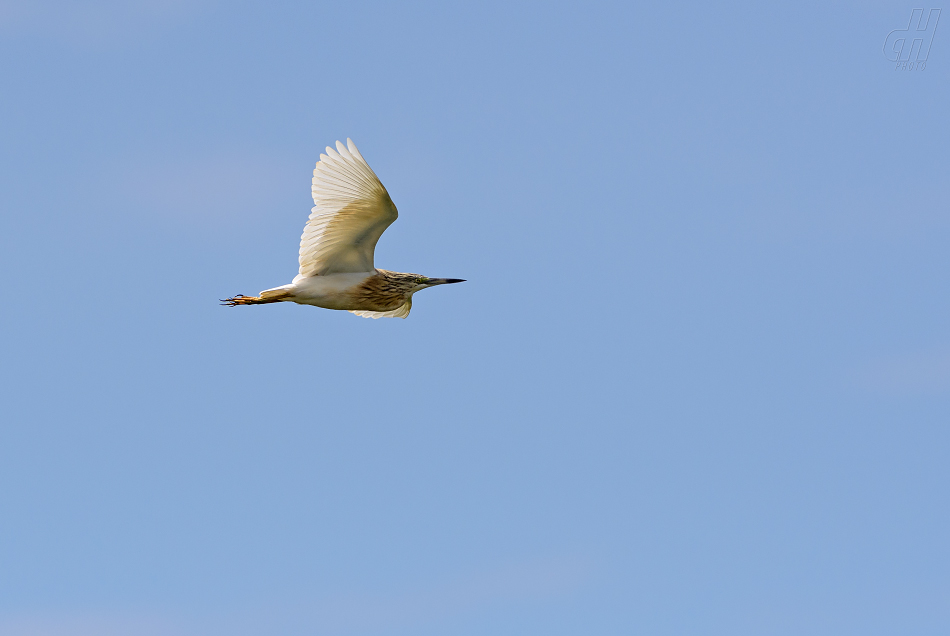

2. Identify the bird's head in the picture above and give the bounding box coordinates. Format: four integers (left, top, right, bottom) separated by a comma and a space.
411, 276, 466, 292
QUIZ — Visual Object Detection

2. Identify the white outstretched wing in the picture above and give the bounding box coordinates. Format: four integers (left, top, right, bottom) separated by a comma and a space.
298, 139, 398, 277
348, 299, 412, 319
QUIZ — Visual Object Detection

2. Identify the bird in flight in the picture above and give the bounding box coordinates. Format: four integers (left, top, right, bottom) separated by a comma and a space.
223, 139, 464, 319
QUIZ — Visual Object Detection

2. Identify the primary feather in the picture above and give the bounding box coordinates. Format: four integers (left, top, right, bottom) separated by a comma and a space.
296, 139, 398, 279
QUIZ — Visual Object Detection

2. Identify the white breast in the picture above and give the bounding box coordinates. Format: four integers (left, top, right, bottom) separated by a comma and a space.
287, 271, 376, 309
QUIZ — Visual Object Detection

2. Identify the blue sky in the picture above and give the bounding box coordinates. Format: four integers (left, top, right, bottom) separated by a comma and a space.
1, 1, 948, 635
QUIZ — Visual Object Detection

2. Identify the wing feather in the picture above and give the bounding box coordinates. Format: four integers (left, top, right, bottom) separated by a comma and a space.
297, 139, 398, 277
348, 299, 412, 319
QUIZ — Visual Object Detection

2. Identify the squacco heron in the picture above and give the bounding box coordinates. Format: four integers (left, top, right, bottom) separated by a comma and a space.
223, 139, 464, 319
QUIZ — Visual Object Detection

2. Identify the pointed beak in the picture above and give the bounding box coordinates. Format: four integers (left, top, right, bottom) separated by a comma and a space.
426, 278, 466, 286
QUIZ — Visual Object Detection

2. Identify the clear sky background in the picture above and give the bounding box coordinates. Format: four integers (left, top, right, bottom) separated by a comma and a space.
1, 1, 948, 635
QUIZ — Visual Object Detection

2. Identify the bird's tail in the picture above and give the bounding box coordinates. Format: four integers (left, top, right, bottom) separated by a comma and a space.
221, 287, 292, 307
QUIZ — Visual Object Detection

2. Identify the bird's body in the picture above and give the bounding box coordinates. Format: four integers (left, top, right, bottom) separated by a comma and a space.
223, 139, 463, 318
